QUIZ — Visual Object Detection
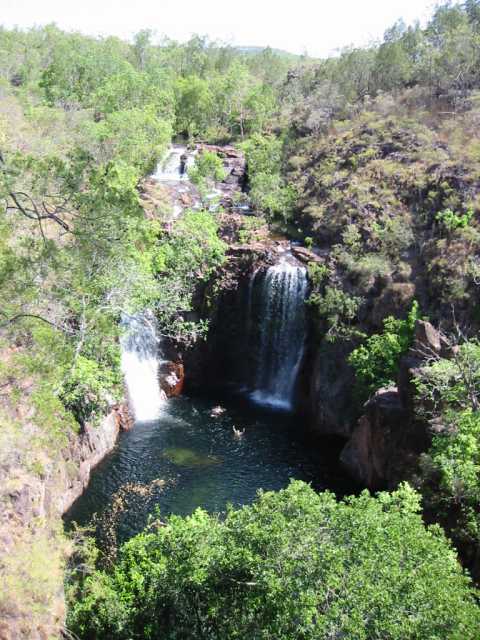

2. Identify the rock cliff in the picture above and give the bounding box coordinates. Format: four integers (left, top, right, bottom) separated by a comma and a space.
0, 405, 130, 640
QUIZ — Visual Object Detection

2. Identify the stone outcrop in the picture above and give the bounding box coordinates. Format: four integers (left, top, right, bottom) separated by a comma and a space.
159, 361, 185, 398
61, 407, 127, 511
197, 143, 247, 193
340, 387, 408, 488
338, 320, 441, 489
291, 245, 325, 265
308, 340, 358, 439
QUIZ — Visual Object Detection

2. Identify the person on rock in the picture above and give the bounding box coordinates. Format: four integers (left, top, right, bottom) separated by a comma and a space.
179, 153, 188, 176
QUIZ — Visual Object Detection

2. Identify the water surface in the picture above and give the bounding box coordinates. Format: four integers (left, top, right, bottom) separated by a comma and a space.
66, 394, 348, 545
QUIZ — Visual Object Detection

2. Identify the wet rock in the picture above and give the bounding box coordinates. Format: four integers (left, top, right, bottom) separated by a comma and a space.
114, 403, 135, 431
62, 412, 120, 512
159, 362, 185, 398
179, 192, 193, 206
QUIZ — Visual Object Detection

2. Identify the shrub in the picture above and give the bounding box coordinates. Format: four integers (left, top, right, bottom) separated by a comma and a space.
414, 340, 480, 416
60, 355, 119, 425
419, 409, 480, 571
309, 285, 362, 339
151, 210, 226, 344
436, 207, 475, 233
349, 301, 420, 394
188, 150, 227, 187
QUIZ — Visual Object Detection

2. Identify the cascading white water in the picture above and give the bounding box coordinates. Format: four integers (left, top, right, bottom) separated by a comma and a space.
153, 145, 195, 181
120, 313, 166, 422
247, 259, 308, 411
153, 145, 222, 213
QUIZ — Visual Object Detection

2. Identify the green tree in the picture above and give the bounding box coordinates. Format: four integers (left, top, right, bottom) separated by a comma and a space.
174, 75, 214, 138
151, 210, 226, 344
84, 107, 172, 172
242, 133, 296, 222
67, 481, 480, 640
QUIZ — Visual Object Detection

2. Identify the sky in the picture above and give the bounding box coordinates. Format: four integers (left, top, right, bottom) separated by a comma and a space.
2, 0, 436, 57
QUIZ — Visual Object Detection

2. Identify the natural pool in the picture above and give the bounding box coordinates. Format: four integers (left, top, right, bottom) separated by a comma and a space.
65, 394, 350, 546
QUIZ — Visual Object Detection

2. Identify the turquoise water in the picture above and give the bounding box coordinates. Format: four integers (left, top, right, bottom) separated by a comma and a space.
65, 394, 348, 545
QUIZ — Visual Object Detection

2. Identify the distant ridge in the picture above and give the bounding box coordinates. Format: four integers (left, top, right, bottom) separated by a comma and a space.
235, 45, 301, 59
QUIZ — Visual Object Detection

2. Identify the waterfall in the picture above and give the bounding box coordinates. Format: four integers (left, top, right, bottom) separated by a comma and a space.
246, 259, 308, 411
120, 313, 166, 422
153, 145, 195, 182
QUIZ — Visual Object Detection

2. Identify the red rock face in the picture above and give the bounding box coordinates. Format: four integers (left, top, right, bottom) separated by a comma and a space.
159, 362, 185, 398
114, 403, 135, 431
340, 387, 402, 489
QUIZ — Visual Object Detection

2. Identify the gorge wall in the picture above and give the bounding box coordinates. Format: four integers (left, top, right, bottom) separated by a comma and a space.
0, 403, 131, 640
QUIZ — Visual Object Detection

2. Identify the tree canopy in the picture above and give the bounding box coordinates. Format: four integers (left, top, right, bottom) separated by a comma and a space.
67, 481, 480, 640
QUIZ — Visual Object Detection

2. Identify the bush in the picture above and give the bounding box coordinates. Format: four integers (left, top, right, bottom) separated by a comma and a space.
67, 481, 480, 640
188, 150, 227, 187
415, 340, 480, 416
309, 285, 362, 339
241, 133, 296, 222
151, 210, 226, 344
60, 355, 119, 425
436, 207, 474, 233
420, 409, 480, 572
349, 301, 420, 395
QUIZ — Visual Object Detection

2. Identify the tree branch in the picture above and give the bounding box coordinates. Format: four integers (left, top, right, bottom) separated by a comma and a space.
0, 313, 75, 335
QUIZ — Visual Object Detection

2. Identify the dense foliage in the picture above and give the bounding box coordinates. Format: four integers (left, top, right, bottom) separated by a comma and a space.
348, 302, 420, 396
67, 481, 480, 640
414, 342, 480, 573
241, 133, 296, 222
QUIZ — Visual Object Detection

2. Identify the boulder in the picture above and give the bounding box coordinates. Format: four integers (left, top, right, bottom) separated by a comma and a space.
413, 320, 442, 354
397, 355, 423, 414
114, 402, 134, 431
159, 361, 184, 398
340, 386, 407, 488
291, 246, 324, 265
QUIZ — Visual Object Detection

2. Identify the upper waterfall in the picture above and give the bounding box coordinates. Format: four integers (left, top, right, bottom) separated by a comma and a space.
120, 312, 166, 422
245, 257, 308, 411
153, 145, 195, 182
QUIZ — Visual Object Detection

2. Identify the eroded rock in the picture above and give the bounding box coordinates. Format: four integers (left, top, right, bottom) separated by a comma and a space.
159, 361, 185, 398
309, 341, 358, 438
291, 245, 325, 265
340, 386, 407, 488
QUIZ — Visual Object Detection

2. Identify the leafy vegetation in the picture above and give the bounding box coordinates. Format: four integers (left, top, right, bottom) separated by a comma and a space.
3, 1, 480, 635
188, 150, 227, 187
436, 207, 475, 233
414, 342, 480, 569
151, 210, 226, 344
242, 133, 297, 223
67, 480, 480, 640
349, 302, 420, 396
